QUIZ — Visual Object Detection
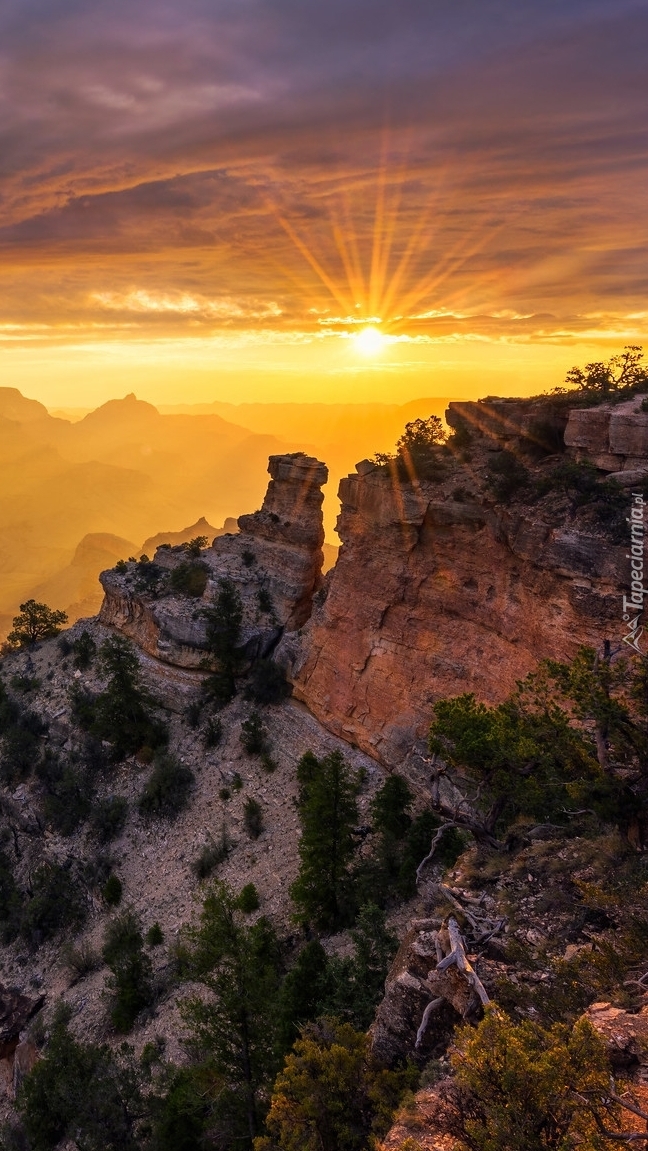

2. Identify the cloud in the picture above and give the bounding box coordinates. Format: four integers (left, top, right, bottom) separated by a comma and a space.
0, 0, 646, 361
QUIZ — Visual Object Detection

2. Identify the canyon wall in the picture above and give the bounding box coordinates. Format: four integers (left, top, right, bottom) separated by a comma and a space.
280, 399, 643, 766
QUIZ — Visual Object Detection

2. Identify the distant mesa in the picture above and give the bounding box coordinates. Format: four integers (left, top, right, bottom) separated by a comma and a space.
0, 387, 49, 422
78, 393, 161, 428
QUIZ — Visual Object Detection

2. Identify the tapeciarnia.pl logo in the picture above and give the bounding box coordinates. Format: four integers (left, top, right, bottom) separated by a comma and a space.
622, 492, 645, 653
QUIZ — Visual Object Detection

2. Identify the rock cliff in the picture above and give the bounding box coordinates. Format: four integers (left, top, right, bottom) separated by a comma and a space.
281, 441, 629, 765
99, 452, 328, 672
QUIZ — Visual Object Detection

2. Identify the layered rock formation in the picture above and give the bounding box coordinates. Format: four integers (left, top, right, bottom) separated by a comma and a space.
281, 455, 626, 765
100, 453, 327, 670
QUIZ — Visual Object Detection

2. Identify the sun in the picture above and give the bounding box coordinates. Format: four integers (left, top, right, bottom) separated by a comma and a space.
354, 325, 386, 355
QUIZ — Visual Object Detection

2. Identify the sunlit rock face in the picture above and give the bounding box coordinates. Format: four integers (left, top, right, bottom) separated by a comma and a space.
564, 395, 648, 472
281, 411, 629, 767
99, 452, 328, 668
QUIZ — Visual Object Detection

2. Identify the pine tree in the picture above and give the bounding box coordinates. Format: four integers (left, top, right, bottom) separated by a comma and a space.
290, 751, 359, 930
181, 882, 283, 1148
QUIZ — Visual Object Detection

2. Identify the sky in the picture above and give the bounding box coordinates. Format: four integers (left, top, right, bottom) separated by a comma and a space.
1, 0, 647, 408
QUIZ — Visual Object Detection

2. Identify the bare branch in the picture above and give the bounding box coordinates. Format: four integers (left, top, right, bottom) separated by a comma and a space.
414, 998, 445, 1049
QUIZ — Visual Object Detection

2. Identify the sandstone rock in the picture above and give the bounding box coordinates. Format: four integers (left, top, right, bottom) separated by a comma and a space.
377, 1081, 461, 1151
585, 1002, 648, 1071
100, 452, 328, 668
564, 397, 648, 472
285, 453, 625, 766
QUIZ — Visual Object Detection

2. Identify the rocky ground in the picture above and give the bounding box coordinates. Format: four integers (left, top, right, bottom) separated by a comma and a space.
0, 616, 428, 1118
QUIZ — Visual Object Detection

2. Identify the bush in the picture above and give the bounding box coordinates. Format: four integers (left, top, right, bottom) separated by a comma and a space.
237, 883, 260, 913
242, 549, 256, 567
36, 752, 94, 836
146, 922, 164, 947
241, 711, 269, 755
257, 588, 274, 614
204, 715, 223, 748
102, 875, 123, 906
485, 450, 530, 500
16, 1004, 142, 1150
72, 631, 96, 670
138, 753, 194, 819
91, 796, 128, 844
261, 751, 277, 773
260, 1019, 418, 1151
192, 829, 231, 879
451, 1008, 624, 1151
21, 863, 87, 947
102, 911, 153, 1032
244, 660, 291, 705
62, 940, 100, 979
182, 535, 208, 558
169, 561, 209, 598
0, 721, 42, 785
244, 797, 264, 839
91, 636, 168, 761
199, 579, 244, 704
0, 846, 23, 944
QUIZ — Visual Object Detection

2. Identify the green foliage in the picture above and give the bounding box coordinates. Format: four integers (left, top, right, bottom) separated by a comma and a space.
429, 683, 606, 832
485, 450, 530, 501
290, 751, 360, 930
258, 1018, 418, 1151
132, 557, 166, 596
192, 828, 231, 879
325, 903, 398, 1030
16, 1004, 143, 1151
244, 797, 264, 839
138, 753, 194, 819
204, 714, 223, 747
72, 630, 97, 670
102, 874, 123, 906
242, 549, 256, 567
534, 461, 627, 540
276, 940, 331, 1054
200, 578, 245, 703
91, 795, 128, 844
21, 863, 86, 947
182, 535, 208, 557
0, 678, 19, 732
0, 718, 44, 785
169, 560, 209, 598
237, 883, 260, 913
102, 911, 153, 1032
257, 588, 274, 614
35, 751, 94, 835
146, 922, 164, 947
241, 710, 270, 754
375, 415, 447, 482
91, 636, 168, 760
452, 1008, 623, 1150
0, 845, 23, 943
6, 600, 68, 648
181, 882, 283, 1146
245, 659, 292, 705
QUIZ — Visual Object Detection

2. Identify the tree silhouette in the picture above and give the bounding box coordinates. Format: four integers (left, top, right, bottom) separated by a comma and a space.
7, 599, 68, 648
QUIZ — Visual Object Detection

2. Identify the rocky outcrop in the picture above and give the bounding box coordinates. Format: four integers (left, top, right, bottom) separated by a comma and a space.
369, 921, 469, 1066
564, 395, 648, 472
100, 453, 327, 669
281, 454, 625, 766
0, 985, 43, 1061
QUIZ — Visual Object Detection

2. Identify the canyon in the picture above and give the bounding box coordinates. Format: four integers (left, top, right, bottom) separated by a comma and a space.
99, 396, 642, 767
